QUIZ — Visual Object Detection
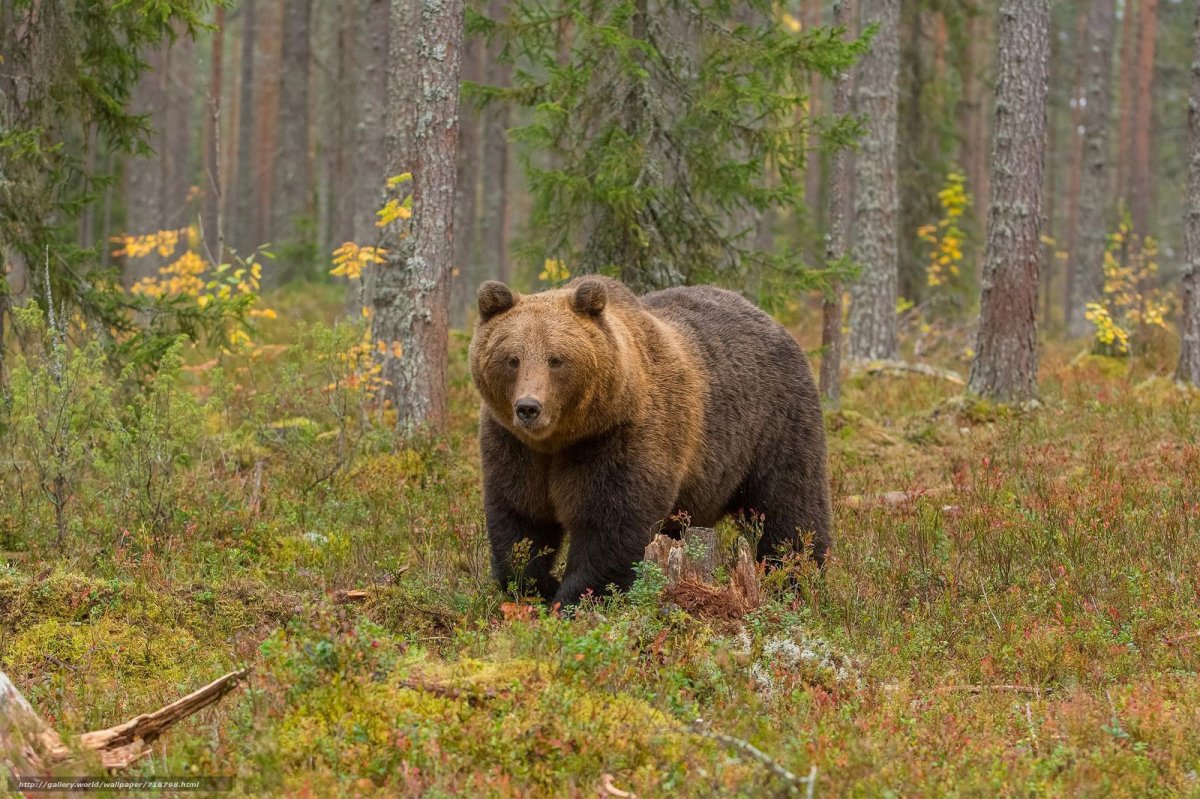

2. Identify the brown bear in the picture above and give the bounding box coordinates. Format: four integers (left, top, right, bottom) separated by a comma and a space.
469, 275, 830, 607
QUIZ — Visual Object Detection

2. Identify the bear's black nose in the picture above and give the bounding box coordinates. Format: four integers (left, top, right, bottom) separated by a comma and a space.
515, 398, 542, 423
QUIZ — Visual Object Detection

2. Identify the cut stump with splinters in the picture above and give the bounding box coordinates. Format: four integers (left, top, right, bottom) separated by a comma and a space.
643, 528, 762, 618
1, 668, 249, 776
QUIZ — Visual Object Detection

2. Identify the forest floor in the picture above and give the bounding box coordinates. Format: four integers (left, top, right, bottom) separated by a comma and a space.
2, 287, 1199, 797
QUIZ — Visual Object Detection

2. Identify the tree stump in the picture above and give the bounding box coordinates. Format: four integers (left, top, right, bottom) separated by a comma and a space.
642, 528, 762, 618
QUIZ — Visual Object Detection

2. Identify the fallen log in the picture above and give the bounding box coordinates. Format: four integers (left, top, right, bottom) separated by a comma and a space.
1, 668, 249, 776
853, 359, 966, 385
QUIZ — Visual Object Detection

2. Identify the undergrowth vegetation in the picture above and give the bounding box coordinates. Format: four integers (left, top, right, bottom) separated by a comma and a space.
1, 289, 1198, 796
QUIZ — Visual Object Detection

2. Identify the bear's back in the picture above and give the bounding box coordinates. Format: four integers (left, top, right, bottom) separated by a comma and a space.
640, 285, 822, 524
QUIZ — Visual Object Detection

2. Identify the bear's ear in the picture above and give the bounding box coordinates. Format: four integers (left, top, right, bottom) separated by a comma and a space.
478, 281, 516, 322
572, 277, 607, 317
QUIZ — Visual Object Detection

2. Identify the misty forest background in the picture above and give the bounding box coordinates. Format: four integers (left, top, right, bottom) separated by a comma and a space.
3, 1, 1200, 796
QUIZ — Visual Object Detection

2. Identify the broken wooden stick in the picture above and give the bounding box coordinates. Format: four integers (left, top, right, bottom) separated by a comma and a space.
1, 668, 249, 775
691, 718, 817, 796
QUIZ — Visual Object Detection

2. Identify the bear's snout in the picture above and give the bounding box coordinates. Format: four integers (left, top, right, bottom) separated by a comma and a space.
514, 397, 543, 425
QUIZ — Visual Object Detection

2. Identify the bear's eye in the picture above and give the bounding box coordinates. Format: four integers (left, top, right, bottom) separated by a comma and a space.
507, 356, 520, 369
548, 356, 564, 369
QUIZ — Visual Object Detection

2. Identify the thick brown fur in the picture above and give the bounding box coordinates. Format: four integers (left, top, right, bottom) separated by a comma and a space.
469, 275, 831, 607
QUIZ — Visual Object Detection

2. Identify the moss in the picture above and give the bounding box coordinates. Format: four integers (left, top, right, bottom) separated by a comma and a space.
4, 616, 214, 684
0, 568, 116, 626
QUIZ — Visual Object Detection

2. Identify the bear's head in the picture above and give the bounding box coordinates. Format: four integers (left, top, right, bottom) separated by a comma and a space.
469, 276, 635, 451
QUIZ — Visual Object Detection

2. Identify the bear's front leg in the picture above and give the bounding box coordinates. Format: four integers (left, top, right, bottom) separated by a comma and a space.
550, 444, 676, 608
485, 499, 564, 602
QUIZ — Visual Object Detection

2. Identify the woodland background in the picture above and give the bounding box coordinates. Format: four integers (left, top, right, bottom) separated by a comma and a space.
2, 1, 1200, 796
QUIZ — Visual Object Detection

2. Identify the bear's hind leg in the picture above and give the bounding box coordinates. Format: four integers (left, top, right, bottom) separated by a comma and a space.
736, 454, 831, 567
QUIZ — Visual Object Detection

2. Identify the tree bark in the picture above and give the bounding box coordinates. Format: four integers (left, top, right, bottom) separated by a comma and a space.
354, 0, 391, 249
1116, 0, 1138, 206
329, 0, 358, 250
1178, 0, 1200, 386
203, 6, 226, 261
451, 31, 484, 326
271, 0, 315, 264
373, 0, 464, 432
125, 44, 169, 284
1067, 0, 1116, 338
162, 29, 194, 231
1129, 0, 1158, 237
479, 0, 512, 284
848, 0, 900, 362
957, 1, 993, 235
820, 0, 855, 407
967, 0, 1049, 403
255, 0, 284, 249
1056, 4, 1088, 334
232, 0, 259, 255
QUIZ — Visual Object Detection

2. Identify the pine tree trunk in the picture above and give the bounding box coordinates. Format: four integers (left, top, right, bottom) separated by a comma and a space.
329, 0, 358, 249
162, 29, 194, 231
232, 0, 259, 255
848, 0, 899, 362
255, 1, 284, 249
479, 0, 512, 284
802, 0, 824, 230
451, 32, 484, 326
1130, 0, 1157, 237
1116, 0, 1138, 206
271, 0, 314, 268
1059, 4, 1087, 334
1068, 0, 1116, 338
203, 6, 225, 261
820, 0, 855, 407
957, 1, 993, 235
967, 0, 1049, 403
125, 44, 168, 285
354, 0, 391, 249
1178, 0, 1200, 386
373, 0, 464, 432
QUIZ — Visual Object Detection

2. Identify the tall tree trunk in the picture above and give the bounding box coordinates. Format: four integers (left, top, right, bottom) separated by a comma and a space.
848, 0, 900, 362
255, 0, 284, 250
125, 44, 168, 285
957, 1, 993, 237
159, 30, 195, 233
373, 0, 463, 432
1060, 3, 1088, 334
451, 31, 484, 326
820, 0, 855, 407
1116, 0, 1138, 207
346, 0, 390, 314
271, 0, 314, 274
968, 0, 1049, 402
330, 0, 358, 249
479, 0, 512, 284
1129, 0, 1158, 237
203, 6, 226, 261
1178, 0, 1200, 386
1067, 0, 1116, 338
802, 0, 824, 230
232, 0, 259, 255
